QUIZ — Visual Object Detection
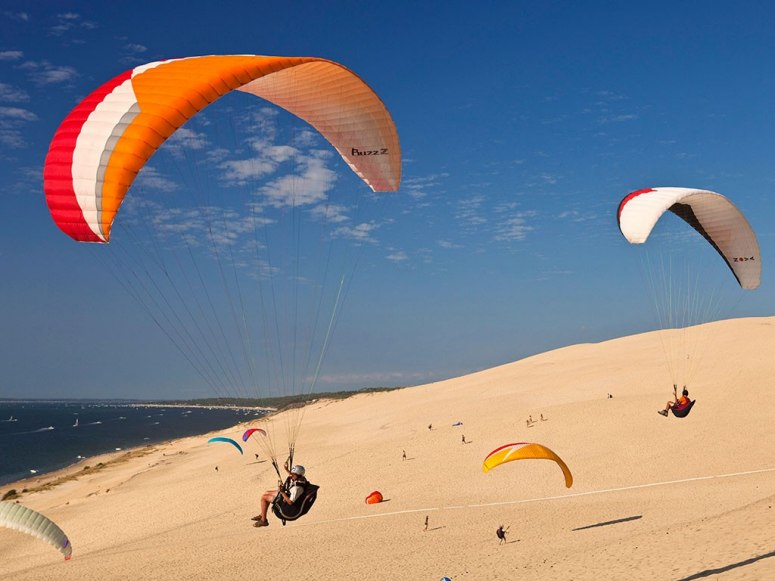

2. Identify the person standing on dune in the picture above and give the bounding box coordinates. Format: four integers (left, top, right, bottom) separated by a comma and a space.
496, 525, 509, 544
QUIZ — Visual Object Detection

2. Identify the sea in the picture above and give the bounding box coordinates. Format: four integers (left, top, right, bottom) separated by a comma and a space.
0, 401, 265, 487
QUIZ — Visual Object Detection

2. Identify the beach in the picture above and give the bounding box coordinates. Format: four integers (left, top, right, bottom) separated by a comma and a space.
1, 317, 774, 580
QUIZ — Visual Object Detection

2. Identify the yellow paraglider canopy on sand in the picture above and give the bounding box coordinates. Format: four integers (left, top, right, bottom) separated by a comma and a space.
482, 442, 573, 488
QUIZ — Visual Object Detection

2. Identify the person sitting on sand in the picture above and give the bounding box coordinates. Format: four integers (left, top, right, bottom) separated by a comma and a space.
658, 385, 689, 417
253, 462, 308, 527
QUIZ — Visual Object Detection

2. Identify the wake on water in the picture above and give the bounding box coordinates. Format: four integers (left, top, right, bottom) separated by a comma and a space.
0, 403, 261, 486
11, 426, 56, 436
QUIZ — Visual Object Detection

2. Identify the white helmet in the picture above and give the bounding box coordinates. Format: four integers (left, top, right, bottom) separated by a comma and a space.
290, 465, 305, 476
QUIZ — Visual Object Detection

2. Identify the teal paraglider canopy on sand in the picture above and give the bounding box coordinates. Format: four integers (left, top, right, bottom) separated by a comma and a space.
207, 437, 243, 455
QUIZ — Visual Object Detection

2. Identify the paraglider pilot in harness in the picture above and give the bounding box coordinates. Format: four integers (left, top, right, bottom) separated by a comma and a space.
253, 460, 318, 527
659, 384, 695, 418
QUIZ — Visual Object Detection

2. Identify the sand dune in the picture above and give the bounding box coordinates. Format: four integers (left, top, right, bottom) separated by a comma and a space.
1, 317, 774, 580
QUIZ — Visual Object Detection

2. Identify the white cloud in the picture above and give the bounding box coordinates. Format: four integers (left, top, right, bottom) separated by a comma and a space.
262, 144, 297, 163
219, 138, 299, 186
238, 107, 279, 142
0, 106, 37, 121
165, 127, 209, 156
4, 12, 29, 23
260, 154, 336, 208
405, 186, 427, 200
0, 106, 37, 148
403, 172, 448, 200
437, 239, 461, 249
558, 209, 597, 223
119, 197, 261, 259
0, 82, 29, 102
134, 166, 179, 192
221, 157, 279, 185
333, 221, 378, 243
18, 60, 78, 85
606, 113, 638, 123
541, 114, 570, 125
120, 43, 149, 64
309, 203, 349, 224
386, 250, 408, 262
494, 213, 535, 242
455, 195, 487, 227
0, 50, 23, 61
0, 129, 25, 148
494, 201, 520, 213
50, 12, 97, 36
292, 129, 319, 148
124, 43, 147, 54
593, 90, 626, 102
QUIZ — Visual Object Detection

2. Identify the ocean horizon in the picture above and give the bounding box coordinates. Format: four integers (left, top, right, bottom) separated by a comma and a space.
0, 400, 265, 487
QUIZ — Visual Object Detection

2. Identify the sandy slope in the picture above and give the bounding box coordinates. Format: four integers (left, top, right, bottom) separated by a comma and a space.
1, 317, 774, 580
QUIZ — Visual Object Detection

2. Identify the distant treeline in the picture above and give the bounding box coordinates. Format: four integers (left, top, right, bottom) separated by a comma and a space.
147, 386, 403, 411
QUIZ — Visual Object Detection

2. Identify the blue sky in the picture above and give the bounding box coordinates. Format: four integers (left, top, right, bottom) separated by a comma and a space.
2, 1, 774, 399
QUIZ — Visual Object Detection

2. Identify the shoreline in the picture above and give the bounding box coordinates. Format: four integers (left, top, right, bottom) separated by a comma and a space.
2, 446, 154, 499
0, 394, 366, 490
122, 402, 277, 412
0, 406, 275, 494
2, 318, 774, 580
0, 395, 307, 496
0, 416, 252, 499
0, 400, 276, 413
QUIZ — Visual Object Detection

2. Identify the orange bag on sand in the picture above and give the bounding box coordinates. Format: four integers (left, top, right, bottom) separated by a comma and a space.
365, 491, 383, 504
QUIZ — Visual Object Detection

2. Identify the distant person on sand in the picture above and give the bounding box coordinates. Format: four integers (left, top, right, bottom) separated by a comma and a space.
462, 435, 466, 444
659, 385, 690, 417
428, 424, 432, 431
540, 414, 547, 421
496, 525, 509, 544
424, 515, 429, 531
253, 462, 308, 527
402, 450, 407, 461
